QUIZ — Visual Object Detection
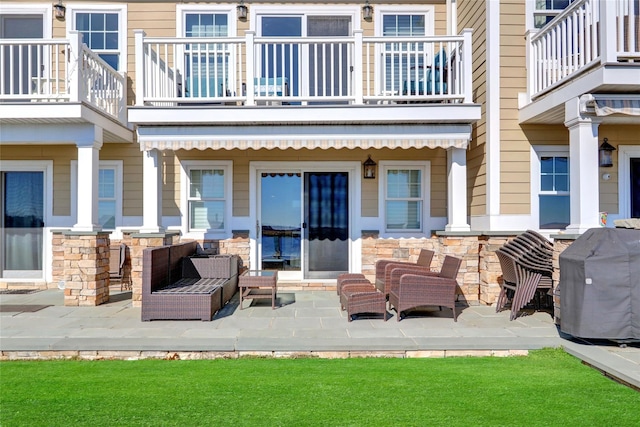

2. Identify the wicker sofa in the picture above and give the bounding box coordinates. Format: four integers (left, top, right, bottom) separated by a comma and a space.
141, 241, 240, 321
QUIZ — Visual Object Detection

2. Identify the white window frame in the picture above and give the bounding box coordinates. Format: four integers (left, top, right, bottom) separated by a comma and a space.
66, 4, 128, 73
531, 145, 570, 230
374, 6, 435, 96
177, 5, 237, 98
180, 160, 233, 237
379, 161, 430, 235
526, 0, 575, 30
0, 160, 53, 281
0, 4, 52, 37
70, 160, 123, 230
618, 145, 640, 219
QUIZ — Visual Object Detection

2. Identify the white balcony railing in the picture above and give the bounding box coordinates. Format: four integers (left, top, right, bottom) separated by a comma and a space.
528, 0, 640, 99
0, 31, 127, 122
134, 29, 473, 106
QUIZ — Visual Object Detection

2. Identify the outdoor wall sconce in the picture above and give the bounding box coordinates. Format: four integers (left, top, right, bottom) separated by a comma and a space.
598, 138, 616, 168
237, 0, 248, 20
363, 155, 377, 179
362, 0, 373, 21
54, 0, 66, 21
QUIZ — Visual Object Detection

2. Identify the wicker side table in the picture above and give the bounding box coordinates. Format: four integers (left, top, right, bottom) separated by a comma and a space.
239, 270, 278, 309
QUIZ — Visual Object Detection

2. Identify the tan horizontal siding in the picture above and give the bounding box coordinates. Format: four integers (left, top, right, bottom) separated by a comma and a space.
0, 145, 76, 217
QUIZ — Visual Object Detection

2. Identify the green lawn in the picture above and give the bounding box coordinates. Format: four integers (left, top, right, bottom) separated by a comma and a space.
1, 348, 638, 426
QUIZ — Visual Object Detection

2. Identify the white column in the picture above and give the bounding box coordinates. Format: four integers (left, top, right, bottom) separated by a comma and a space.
74, 129, 103, 231
445, 147, 470, 232
565, 99, 601, 234
141, 149, 164, 233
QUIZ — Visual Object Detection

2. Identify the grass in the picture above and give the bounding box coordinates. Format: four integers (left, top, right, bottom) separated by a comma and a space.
1, 348, 638, 426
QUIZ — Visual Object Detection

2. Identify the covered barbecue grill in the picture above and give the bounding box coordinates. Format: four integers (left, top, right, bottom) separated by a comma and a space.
559, 228, 640, 340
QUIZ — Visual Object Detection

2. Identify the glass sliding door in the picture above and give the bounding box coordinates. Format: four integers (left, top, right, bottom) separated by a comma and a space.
304, 172, 349, 279
308, 16, 351, 101
1, 172, 44, 278
259, 14, 352, 103
259, 173, 302, 271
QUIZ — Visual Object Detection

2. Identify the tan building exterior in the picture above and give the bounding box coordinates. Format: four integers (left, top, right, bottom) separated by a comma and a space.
1, 1, 638, 309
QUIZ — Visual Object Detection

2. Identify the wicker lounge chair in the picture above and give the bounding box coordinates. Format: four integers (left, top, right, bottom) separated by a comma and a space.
388, 255, 462, 321
336, 249, 434, 296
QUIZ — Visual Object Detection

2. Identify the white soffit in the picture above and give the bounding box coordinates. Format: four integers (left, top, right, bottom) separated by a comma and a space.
137, 124, 472, 151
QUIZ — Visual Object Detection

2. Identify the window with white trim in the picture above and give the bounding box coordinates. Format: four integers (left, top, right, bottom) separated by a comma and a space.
533, 0, 575, 29
186, 165, 230, 232
534, 148, 570, 229
71, 161, 122, 230
383, 164, 426, 232
98, 167, 116, 229
69, 6, 127, 71
179, 7, 233, 98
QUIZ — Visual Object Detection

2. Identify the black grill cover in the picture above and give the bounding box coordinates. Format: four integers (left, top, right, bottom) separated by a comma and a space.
560, 228, 640, 339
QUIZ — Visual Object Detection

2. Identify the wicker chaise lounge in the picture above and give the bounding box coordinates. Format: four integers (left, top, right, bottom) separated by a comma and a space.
141, 241, 240, 321
388, 255, 462, 322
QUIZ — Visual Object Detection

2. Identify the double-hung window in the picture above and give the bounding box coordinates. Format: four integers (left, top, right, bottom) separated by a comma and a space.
69, 6, 127, 71
180, 9, 232, 98
383, 164, 427, 232
533, 147, 570, 229
71, 160, 122, 230
98, 167, 116, 230
184, 162, 231, 233
378, 7, 434, 96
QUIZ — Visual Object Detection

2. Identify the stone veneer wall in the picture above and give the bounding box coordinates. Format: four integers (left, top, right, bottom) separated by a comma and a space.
62, 232, 110, 306
361, 231, 481, 305
551, 236, 577, 326
44, 229, 575, 317
121, 232, 180, 308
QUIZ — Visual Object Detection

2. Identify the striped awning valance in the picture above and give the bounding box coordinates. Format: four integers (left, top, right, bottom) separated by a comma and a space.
580, 94, 640, 117
594, 98, 640, 116
137, 124, 472, 151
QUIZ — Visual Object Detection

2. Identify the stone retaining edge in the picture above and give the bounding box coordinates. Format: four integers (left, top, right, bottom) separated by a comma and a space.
0, 349, 530, 361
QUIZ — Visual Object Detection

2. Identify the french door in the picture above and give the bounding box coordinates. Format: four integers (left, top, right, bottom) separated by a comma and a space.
258, 170, 349, 280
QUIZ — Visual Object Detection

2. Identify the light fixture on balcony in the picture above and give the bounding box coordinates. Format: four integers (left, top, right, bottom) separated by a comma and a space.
53, 0, 66, 21
237, 0, 248, 21
363, 155, 377, 179
362, 0, 373, 22
599, 138, 616, 168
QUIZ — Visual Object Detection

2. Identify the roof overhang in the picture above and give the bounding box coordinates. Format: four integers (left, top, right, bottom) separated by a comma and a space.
137, 124, 473, 151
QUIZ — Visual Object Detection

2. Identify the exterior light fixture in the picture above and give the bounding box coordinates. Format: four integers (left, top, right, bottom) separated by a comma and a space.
598, 138, 616, 168
54, 0, 66, 21
363, 155, 377, 179
362, 0, 373, 22
237, 0, 248, 20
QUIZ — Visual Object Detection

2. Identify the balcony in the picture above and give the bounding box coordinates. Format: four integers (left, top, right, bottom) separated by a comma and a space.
129, 29, 477, 128
521, 0, 640, 123
0, 32, 131, 143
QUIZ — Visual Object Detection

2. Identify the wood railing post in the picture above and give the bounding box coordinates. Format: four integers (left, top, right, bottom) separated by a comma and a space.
134, 30, 146, 106
353, 30, 364, 105
68, 31, 82, 103
245, 31, 256, 106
